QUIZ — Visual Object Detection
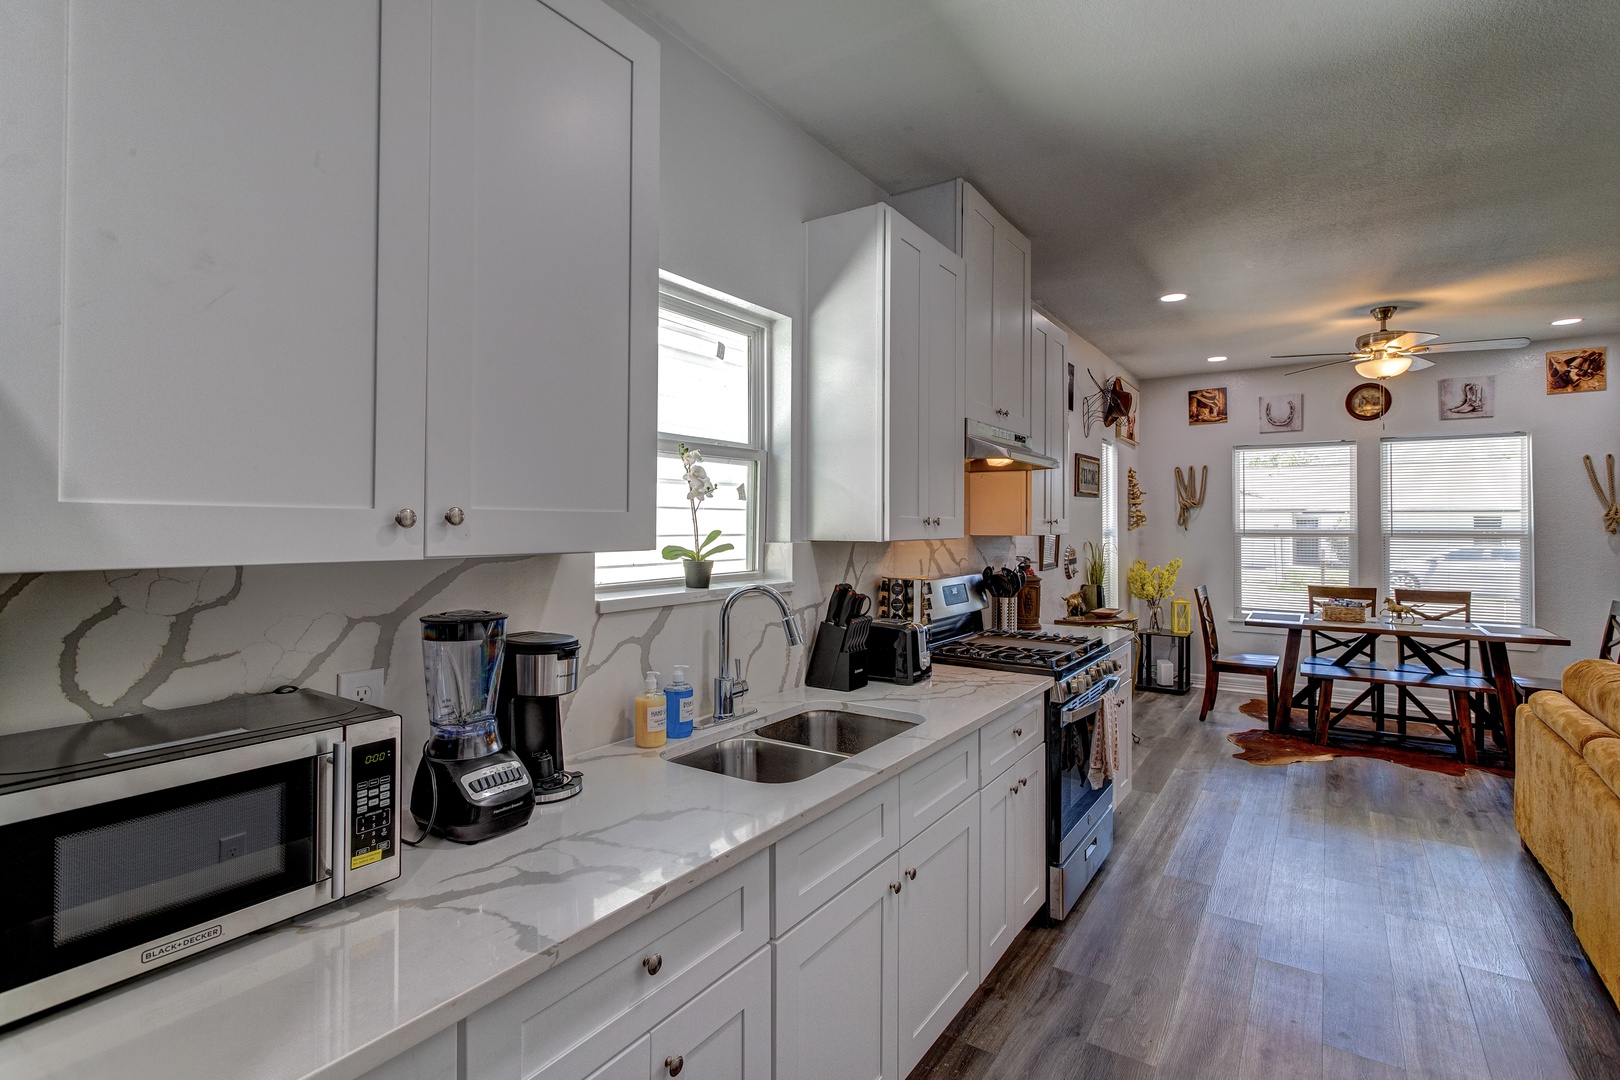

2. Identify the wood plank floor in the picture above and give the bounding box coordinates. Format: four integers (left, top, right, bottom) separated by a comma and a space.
911, 689, 1620, 1080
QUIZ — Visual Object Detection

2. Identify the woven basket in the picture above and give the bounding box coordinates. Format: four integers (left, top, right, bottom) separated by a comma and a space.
1319, 604, 1367, 624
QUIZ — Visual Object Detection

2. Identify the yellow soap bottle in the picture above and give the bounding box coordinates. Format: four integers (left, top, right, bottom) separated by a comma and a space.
634, 671, 667, 748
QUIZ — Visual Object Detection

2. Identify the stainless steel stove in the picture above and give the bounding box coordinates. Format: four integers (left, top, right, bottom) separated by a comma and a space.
919, 573, 1125, 921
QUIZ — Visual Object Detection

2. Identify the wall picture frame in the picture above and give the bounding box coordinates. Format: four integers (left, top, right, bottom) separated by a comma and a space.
1439, 375, 1495, 419
1547, 347, 1606, 394
1114, 377, 1140, 445
1258, 393, 1303, 433
1037, 535, 1059, 571
1075, 453, 1100, 497
1188, 387, 1227, 425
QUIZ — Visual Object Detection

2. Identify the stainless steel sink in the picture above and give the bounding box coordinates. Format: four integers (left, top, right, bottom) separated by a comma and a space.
754, 710, 917, 756
668, 737, 847, 784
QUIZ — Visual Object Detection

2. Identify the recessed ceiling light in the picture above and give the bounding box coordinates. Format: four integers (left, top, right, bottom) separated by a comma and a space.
1552, 317, 1583, 326
1160, 292, 1188, 303
1207, 356, 1227, 363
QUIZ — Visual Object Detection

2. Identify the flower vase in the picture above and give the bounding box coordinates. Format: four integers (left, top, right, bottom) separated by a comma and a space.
683, 560, 714, 589
1146, 600, 1163, 632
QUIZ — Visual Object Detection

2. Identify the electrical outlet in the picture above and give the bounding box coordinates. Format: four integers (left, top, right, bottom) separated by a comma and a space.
337, 669, 385, 705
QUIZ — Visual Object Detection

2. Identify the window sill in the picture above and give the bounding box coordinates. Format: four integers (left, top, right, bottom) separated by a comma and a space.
595, 578, 795, 615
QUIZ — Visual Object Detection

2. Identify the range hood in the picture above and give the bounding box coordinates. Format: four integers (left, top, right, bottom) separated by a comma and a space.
964, 418, 1058, 472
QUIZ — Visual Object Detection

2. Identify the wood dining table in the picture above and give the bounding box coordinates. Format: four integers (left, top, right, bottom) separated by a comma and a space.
1242, 611, 1572, 763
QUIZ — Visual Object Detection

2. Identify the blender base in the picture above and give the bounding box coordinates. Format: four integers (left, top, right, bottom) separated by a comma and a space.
410, 752, 535, 843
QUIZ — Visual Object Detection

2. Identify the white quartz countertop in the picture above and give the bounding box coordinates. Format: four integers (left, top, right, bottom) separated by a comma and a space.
0, 655, 1101, 1080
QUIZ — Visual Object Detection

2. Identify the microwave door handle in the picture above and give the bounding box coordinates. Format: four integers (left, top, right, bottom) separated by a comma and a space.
317, 748, 340, 897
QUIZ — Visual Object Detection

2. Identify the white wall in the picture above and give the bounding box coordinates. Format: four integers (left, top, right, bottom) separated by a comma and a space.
1133, 336, 1620, 681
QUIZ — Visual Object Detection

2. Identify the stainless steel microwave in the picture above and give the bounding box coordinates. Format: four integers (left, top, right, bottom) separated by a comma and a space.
0, 689, 401, 1026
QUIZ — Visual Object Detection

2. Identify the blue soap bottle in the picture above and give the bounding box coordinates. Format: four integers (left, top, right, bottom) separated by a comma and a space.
665, 665, 695, 738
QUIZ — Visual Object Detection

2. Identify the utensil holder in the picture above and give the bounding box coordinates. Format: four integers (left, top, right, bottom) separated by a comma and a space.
805, 616, 871, 692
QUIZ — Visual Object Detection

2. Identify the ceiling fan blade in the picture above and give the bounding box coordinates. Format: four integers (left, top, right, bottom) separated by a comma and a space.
1284, 357, 1353, 375
1270, 351, 1355, 359
1409, 337, 1531, 354
1406, 356, 1436, 372
1385, 331, 1440, 349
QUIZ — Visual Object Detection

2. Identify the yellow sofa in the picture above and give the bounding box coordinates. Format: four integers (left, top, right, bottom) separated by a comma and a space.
1515, 658, 1620, 1000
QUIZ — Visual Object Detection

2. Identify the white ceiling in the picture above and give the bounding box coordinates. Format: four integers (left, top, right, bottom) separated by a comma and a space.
633, 0, 1620, 377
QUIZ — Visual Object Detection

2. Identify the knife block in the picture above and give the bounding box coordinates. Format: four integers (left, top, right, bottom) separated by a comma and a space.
805, 616, 870, 692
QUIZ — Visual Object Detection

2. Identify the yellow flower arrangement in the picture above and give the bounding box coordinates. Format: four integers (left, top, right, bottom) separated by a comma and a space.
1127, 558, 1183, 604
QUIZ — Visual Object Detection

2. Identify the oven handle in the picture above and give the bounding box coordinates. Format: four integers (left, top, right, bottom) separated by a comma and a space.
1059, 674, 1120, 724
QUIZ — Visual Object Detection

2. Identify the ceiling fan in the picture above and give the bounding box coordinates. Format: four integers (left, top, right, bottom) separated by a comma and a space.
1274, 306, 1530, 379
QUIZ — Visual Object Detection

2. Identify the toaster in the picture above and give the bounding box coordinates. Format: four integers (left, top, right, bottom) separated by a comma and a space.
866, 619, 932, 684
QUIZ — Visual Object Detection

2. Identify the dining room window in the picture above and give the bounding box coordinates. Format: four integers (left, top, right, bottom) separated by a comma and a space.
1100, 441, 1119, 607
1233, 442, 1357, 614
594, 282, 768, 588
1381, 433, 1533, 623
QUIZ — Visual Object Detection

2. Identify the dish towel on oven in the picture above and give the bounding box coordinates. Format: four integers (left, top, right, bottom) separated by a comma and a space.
1088, 691, 1121, 789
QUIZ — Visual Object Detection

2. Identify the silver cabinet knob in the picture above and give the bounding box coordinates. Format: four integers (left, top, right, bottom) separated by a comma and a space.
394, 509, 417, 528
665, 1055, 684, 1077
890, 880, 902, 893
1020, 777, 1029, 788
642, 953, 662, 976
444, 507, 465, 526
1012, 727, 1023, 737
904, 867, 917, 880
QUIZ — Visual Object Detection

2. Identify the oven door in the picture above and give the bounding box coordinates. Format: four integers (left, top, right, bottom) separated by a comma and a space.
1047, 676, 1118, 867
0, 730, 338, 1025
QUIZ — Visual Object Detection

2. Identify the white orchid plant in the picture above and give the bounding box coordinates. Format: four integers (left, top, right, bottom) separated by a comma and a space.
661, 445, 736, 564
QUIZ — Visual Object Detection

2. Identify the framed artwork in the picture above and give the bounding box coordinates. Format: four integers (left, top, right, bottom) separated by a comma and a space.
1547, 347, 1606, 394
1067, 362, 1076, 411
1439, 376, 1494, 419
1037, 535, 1059, 572
1345, 382, 1392, 421
1258, 393, 1303, 433
1075, 453, 1100, 497
1114, 377, 1140, 445
1188, 387, 1227, 425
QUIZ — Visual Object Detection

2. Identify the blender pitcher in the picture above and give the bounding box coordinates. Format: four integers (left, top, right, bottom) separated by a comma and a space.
420, 610, 507, 759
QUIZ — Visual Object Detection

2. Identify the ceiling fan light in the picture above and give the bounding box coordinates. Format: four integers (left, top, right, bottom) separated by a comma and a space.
1354, 353, 1413, 380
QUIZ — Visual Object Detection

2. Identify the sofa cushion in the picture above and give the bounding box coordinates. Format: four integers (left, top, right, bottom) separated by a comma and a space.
1563, 659, 1620, 735
1586, 738, 1620, 802
1532, 690, 1620, 754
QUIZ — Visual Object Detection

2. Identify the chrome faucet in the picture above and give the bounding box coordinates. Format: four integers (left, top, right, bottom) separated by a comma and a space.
713, 585, 804, 723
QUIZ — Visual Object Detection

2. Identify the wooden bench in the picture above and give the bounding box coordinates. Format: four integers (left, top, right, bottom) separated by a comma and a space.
1299, 657, 1495, 763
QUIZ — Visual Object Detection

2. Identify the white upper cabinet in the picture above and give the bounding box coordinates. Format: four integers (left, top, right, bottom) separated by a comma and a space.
1032, 311, 1070, 535
424, 0, 658, 558
891, 180, 1032, 436
0, 0, 429, 571
0, 0, 656, 572
806, 204, 965, 542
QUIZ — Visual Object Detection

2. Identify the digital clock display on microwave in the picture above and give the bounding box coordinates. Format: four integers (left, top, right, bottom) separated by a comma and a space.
350, 739, 395, 870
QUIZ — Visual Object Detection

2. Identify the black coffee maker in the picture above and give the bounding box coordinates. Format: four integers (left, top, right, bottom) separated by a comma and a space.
496, 632, 584, 803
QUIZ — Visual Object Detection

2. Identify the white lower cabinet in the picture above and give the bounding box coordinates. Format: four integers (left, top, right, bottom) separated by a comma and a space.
897, 792, 981, 1077
356, 1026, 459, 1080
979, 741, 1047, 975
648, 947, 773, 1080
774, 854, 901, 1080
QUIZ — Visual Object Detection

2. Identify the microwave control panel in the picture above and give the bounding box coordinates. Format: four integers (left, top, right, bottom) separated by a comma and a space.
349, 739, 396, 870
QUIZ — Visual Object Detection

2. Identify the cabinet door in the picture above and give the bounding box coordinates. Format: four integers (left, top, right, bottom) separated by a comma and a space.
775, 855, 900, 1080
649, 947, 772, 1080
1011, 742, 1049, 926
978, 765, 1017, 977
897, 793, 980, 1077
1033, 312, 1070, 534
583, 1037, 651, 1080
923, 225, 967, 539
882, 212, 932, 541
0, 0, 430, 572
356, 1027, 459, 1080
960, 185, 1031, 436
424, 0, 658, 557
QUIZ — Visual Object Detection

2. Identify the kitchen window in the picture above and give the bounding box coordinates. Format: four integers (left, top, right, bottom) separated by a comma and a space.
595, 283, 769, 588
1233, 442, 1357, 614
1100, 441, 1119, 607
1381, 432, 1533, 623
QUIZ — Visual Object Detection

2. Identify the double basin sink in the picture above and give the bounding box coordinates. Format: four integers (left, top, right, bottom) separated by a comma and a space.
668, 709, 917, 783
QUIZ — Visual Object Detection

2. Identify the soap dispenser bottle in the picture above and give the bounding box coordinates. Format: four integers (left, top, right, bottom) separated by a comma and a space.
665, 666, 695, 739
634, 671, 667, 748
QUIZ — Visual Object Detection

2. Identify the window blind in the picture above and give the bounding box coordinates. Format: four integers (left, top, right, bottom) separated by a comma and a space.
1100, 441, 1118, 607
1381, 433, 1532, 623
1233, 442, 1356, 613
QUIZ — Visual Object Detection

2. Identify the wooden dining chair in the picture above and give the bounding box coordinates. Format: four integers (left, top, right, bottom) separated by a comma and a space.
1194, 585, 1279, 725
1304, 585, 1384, 731
1392, 588, 1486, 753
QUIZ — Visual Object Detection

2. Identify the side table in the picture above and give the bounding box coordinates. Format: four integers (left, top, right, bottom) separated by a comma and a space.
1137, 629, 1191, 694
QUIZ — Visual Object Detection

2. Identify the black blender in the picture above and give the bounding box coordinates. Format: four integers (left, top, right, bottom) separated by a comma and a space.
410, 610, 535, 843
496, 632, 584, 803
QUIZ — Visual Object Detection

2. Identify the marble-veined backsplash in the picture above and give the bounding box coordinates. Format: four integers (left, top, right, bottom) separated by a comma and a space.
0, 535, 1093, 759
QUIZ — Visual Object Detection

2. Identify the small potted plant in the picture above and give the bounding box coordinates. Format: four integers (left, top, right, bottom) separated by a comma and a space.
661, 445, 734, 588
1127, 557, 1183, 631
1080, 541, 1109, 613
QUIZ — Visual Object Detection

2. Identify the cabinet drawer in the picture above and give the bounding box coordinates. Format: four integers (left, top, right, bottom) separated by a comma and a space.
978, 698, 1043, 784
899, 735, 979, 846
464, 851, 770, 1080
649, 946, 773, 1080
773, 777, 900, 934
